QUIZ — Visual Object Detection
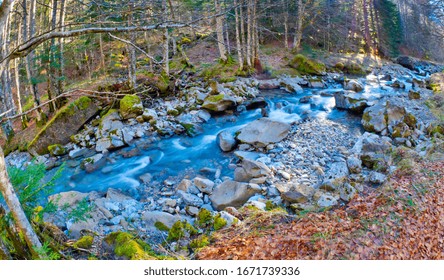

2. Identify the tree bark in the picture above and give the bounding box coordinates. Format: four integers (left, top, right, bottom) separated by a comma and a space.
234, 0, 244, 69
162, 0, 170, 75
215, 0, 227, 63
282, 0, 289, 49
363, 0, 373, 53
0, 146, 42, 257
293, 0, 304, 50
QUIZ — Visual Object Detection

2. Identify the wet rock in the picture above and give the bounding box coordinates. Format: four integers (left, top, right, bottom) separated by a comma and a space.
390, 79, 406, 89
177, 179, 193, 192
139, 173, 153, 184
69, 147, 90, 159
279, 77, 304, 93
210, 181, 261, 211
344, 79, 364, 92
193, 177, 215, 194
257, 79, 280, 90
237, 118, 290, 148
408, 90, 421, 100
334, 90, 372, 113
82, 153, 106, 173
217, 130, 238, 152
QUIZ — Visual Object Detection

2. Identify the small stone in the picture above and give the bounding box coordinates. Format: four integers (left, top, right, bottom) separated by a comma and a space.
193, 177, 215, 194
317, 193, 338, 208
369, 171, 386, 184
185, 206, 199, 216
278, 170, 291, 180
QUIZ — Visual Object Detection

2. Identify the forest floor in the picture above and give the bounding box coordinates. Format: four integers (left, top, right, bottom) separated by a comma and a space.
197, 156, 444, 260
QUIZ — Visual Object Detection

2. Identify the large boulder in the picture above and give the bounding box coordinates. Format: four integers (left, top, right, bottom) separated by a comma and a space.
119, 95, 143, 119
236, 118, 290, 148
279, 77, 304, 94
28, 97, 99, 155
288, 54, 326, 75
344, 79, 364, 92
210, 180, 261, 211
362, 101, 417, 137
234, 158, 271, 182
201, 94, 237, 113
217, 130, 238, 152
334, 90, 372, 113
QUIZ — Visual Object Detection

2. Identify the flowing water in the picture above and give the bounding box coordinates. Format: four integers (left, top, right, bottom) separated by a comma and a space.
49, 73, 420, 199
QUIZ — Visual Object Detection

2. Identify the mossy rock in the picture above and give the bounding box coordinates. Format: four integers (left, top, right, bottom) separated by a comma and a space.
28, 97, 98, 155
288, 54, 326, 75
119, 95, 143, 119
105, 232, 157, 260
48, 144, 67, 156
73, 236, 94, 249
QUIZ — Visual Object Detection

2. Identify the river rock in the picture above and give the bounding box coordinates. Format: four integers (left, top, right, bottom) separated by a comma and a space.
177, 190, 204, 207
210, 181, 262, 211
346, 156, 362, 174
69, 147, 89, 159
334, 90, 372, 113
120, 95, 143, 119
317, 193, 338, 208
48, 191, 90, 208
202, 94, 237, 113
279, 77, 304, 94
236, 118, 290, 148
339, 183, 357, 201
390, 79, 406, 89
257, 79, 280, 90
281, 190, 308, 204
193, 177, 215, 194
217, 130, 238, 152
234, 158, 271, 182
344, 79, 364, 92
142, 211, 184, 229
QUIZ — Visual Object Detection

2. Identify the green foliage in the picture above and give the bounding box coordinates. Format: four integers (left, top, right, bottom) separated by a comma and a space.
6, 162, 64, 216
375, 0, 403, 57
196, 208, 214, 228
33, 241, 61, 260
189, 235, 210, 249
66, 198, 93, 223
213, 214, 227, 230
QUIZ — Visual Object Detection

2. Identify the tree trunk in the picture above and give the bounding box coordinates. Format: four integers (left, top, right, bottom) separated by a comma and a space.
246, 0, 252, 67
56, 0, 66, 108
215, 0, 227, 63
293, 0, 304, 50
239, 0, 246, 67
234, 0, 244, 69
162, 0, 170, 76
128, 3, 137, 88
0, 146, 42, 257
282, 0, 289, 49
363, 0, 373, 53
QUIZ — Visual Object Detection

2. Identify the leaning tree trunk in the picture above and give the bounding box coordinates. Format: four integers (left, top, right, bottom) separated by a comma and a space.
0, 147, 42, 258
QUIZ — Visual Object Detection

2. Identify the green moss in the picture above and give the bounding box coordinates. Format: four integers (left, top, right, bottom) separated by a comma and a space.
288, 54, 326, 75
404, 113, 417, 128
196, 208, 214, 228
105, 232, 157, 260
213, 214, 227, 230
74, 96, 93, 110
154, 221, 170, 232
265, 200, 276, 211
181, 123, 195, 136
167, 221, 197, 242
205, 94, 225, 103
48, 144, 67, 156
73, 236, 94, 249
189, 235, 210, 249
119, 95, 143, 119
